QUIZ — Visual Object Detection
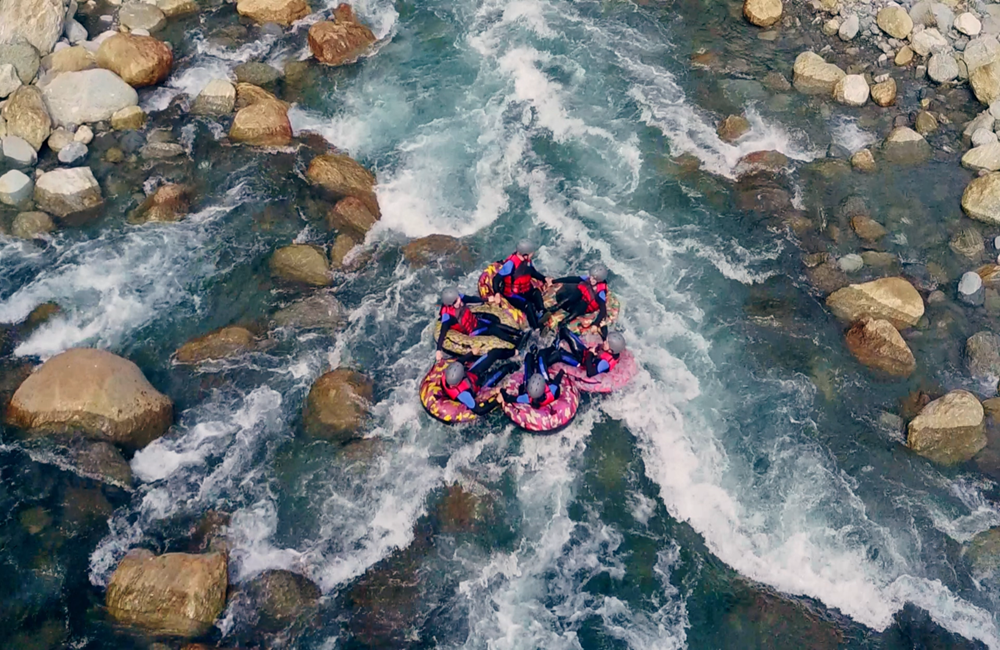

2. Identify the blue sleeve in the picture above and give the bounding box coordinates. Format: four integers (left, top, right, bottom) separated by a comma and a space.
515, 394, 530, 404
457, 392, 477, 409
498, 260, 514, 276
597, 359, 610, 374
598, 290, 606, 301
441, 312, 453, 323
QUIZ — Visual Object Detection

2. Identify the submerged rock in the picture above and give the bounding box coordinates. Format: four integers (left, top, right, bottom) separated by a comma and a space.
966, 528, 1000, 576
236, 0, 310, 26
33, 167, 103, 223
1, 85, 50, 151
882, 127, 930, 165
717, 114, 750, 142
907, 390, 985, 465
118, 3, 167, 33
0, 0, 64, 55
41, 69, 138, 126
130, 183, 190, 224
246, 569, 321, 632
792, 51, 845, 95
951, 228, 986, 260
6, 348, 173, 448
966, 331, 1000, 379
270, 244, 331, 286
826, 277, 924, 329
234, 61, 282, 87
851, 215, 887, 241
962, 172, 1000, 224
308, 153, 380, 218
851, 148, 877, 172
97, 33, 172, 88
845, 318, 915, 377
271, 292, 343, 330
309, 4, 377, 66
191, 79, 236, 116
106, 549, 228, 637
403, 234, 473, 269
229, 98, 292, 146
303, 368, 372, 443
11, 210, 54, 239
174, 326, 255, 364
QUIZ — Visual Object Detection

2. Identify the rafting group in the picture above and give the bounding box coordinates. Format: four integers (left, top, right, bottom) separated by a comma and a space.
420, 239, 638, 433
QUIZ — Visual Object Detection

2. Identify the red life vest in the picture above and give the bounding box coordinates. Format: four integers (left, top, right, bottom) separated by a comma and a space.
577, 279, 607, 313
535, 382, 556, 408
441, 302, 479, 335
442, 373, 479, 401
503, 254, 535, 296
596, 350, 618, 372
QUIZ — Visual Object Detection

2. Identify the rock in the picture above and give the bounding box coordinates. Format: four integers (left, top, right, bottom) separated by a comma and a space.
149, 0, 198, 17
271, 293, 343, 331
895, 46, 914, 66
882, 126, 931, 165
762, 71, 791, 91
190, 79, 235, 116
957, 12, 982, 36
57, 141, 87, 164
307, 15, 377, 67
402, 234, 473, 269
303, 368, 372, 442
851, 215, 887, 241
236, 0, 309, 26
246, 570, 321, 632
174, 326, 255, 363
833, 74, 869, 106
966, 528, 1000, 576
41, 69, 138, 126
966, 331, 1000, 378
973, 128, 998, 147
851, 148, 877, 172
907, 390, 985, 465
963, 142, 1000, 171
119, 130, 145, 153
965, 37, 1000, 73
329, 233, 359, 270
911, 28, 949, 57
307, 154, 380, 218
0, 41, 41, 83
270, 244, 331, 286
140, 141, 184, 159
928, 51, 959, 83
46, 45, 94, 73
717, 114, 750, 142
2, 135, 37, 167
46, 126, 72, 151
959, 270, 985, 305
845, 318, 916, 377
0, 63, 20, 98
971, 58, 1000, 105
118, 3, 166, 33
229, 99, 291, 146
327, 196, 377, 235
821, 18, 840, 38
1, 86, 50, 151
11, 210, 54, 239
0, 0, 64, 55
877, 5, 914, 39
130, 183, 189, 223
34, 167, 103, 222
826, 277, 924, 329
67, 438, 133, 488
0, 169, 32, 206
110, 105, 146, 130
861, 251, 899, 270
962, 173, 1000, 224
735, 150, 789, 175
743, 0, 782, 27
106, 549, 227, 637
792, 51, 846, 95
7, 348, 172, 447
64, 18, 88, 45
915, 111, 939, 135
234, 82, 284, 110
96, 33, 172, 87
233, 61, 282, 87
951, 228, 985, 260
839, 14, 859, 40
838, 254, 864, 272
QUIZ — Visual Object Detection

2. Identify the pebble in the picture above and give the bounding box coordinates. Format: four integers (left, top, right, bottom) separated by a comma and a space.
928, 51, 959, 83
74, 125, 93, 144
58, 141, 88, 164
973, 128, 999, 146
47, 128, 74, 153
956, 12, 982, 37
995, 235, 1000, 249
895, 46, 914, 66
0, 169, 32, 206
839, 13, 860, 40
838, 254, 864, 272
959, 271, 986, 305
118, 130, 145, 153
2, 136, 37, 168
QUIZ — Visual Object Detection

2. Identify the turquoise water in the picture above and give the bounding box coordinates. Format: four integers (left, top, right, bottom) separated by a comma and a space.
2, 0, 1000, 646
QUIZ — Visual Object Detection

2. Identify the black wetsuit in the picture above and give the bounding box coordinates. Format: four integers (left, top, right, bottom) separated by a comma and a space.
544, 327, 620, 377
552, 275, 608, 337
451, 348, 519, 414
502, 348, 565, 408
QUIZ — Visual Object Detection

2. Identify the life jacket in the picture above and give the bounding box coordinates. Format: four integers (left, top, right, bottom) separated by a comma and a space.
534, 381, 556, 408
442, 372, 479, 402
596, 350, 618, 373
502, 253, 535, 296
577, 278, 607, 313
441, 302, 479, 335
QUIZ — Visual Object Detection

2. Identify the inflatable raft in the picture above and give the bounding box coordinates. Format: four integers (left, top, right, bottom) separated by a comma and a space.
477, 262, 545, 329
548, 332, 637, 393
541, 284, 620, 336
498, 370, 580, 433
419, 360, 500, 424
432, 303, 524, 356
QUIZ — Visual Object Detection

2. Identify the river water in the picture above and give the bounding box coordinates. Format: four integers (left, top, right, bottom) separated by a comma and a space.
2, 0, 1000, 646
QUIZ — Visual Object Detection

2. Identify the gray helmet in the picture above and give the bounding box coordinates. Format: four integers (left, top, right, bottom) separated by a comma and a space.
527, 373, 546, 400
607, 332, 626, 354
516, 239, 536, 256
445, 362, 466, 387
440, 287, 459, 306
590, 263, 608, 283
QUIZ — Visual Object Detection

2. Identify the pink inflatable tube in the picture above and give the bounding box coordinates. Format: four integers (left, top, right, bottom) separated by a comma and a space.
551, 349, 638, 394
498, 371, 580, 433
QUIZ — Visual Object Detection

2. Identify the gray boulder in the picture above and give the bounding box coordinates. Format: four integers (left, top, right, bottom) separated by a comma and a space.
11, 210, 54, 239
57, 141, 87, 164
0, 63, 20, 98
0, 0, 64, 55
959, 270, 986, 305
0, 41, 41, 84
41, 69, 138, 126
0, 169, 33, 206
2, 135, 37, 167
118, 3, 167, 33
34, 167, 103, 222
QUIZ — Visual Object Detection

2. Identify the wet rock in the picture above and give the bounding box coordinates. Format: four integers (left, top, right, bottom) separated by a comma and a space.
911, 28, 948, 57
303, 368, 372, 442
807, 261, 850, 293
973, 128, 998, 147
838, 254, 864, 273
34, 167, 102, 222
861, 251, 899, 270
826, 277, 924, 329
58, 141, 87, 164
246, 569, 321, 632
0, 170, 33, 206
1, 86, 50, 151
735, 150, 789, 176
96, 33, 172, 88
151, 0, 198, 17
308, 153, 380, 218
270, 244, 331, 286
41, 69, 138, 126
743, 0, 781, 27
271, 292, 343, 330
956, 12, 982, 37
141, 141, 185, 160
118, 3, 167, 33
11, 210, 54, 239
882, 126, 931, 165
191, 79, 235, 116
2, 135, 36, 167
962, 172, 1000, 224
717, 114, 750, 142
907, 390, 985, 465
46, 127, 72, 152
928, 51, 959, 83
0, 63, 21, 99
833, 74, 869, 106
229, 98, 292, 146
964, 36, 999, 73
846, 318, 915, 377
895, 46, 914, 66
436, 483, 491, 533
0, 41, 41, 84
962, 143, 1000, 172
851, 148, 877, 172
966, 331, 1000, 378
45, 45, 94, 73
762, 71, 791, 92
175, 326, 255, 363
111, 105, 146, 130
130, 183, 189, 223
877, 5, 914, 39
958, 271, 985, 305
915, 111, 938, 135
839, 14, 859, 40
6, 348, 173, 448
236, 0, 310, 26
792, 51, 846, 95
62, 437, 133, 488
851, 215, 887, 241
329, 233, 360, 270
870, 78, 897, 106
234, 82, 284, 110
308, 5, 377, 67
970, 58, 1000, 105
0, 0, 64, 55
119, 130, 145, 153
106, 549, 228, 637
965, 528, 1000, 575
403, 234, 473, 269
950, 228, 985, 260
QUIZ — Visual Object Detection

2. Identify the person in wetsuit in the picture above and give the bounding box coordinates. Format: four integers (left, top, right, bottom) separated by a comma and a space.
544, 326, 626, 377
502, 345, 565, 408
491, 239, 550, 329
441, 349, 518, 415
550, 263, 610, 337
436, 287, 524, 362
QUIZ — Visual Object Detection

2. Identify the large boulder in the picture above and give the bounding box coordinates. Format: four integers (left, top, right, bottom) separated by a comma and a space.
229, 99, 292, 146
234, 82, 285, 110
0, 0, 64, 55
743, 0, 781, 27
0, 41, 41, 83
308, 6, 376, 67
246, 569, 321, 632
0, 169, 33, 206
970, 58, 1000, 106
118, 3, 167, 33
6, 348, 173, 448
236, 0, 310, 26
129, 183, 190, 224
191, 79, 235, 116
882, 127, 930, 165
966, 331, 1000, 379
327, 196, 377, 235
34, 167, 103, 224
965, 36, 1000, 73
826, 277, 924, 329
270, 244, 331, 286
41, 69, 138, 126
403, 234, 473, 268
106, 549, 227, 637
1, 85, 50, 151
907, 390, 985, 465
962, 173, 1000, 224
45, 45, 95, 73
174, 326, 255, 363
307, 153, 380, 218
792, 52, 846, 95
11, 210, 54, 239
845, 318, 916, 377
965, 528, 1000, 576
271, 293, 343, 331
962, 143, 1000, 172
303, 369, 372, 443
96, 33, 172, 88
877, 5, 913, 39
234, 61, 282, 87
